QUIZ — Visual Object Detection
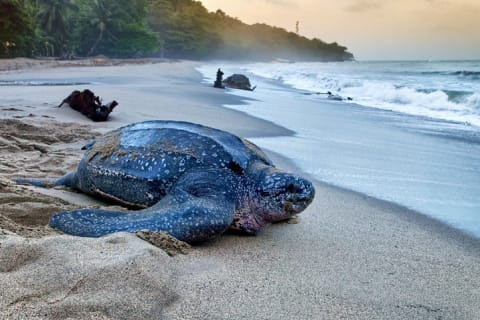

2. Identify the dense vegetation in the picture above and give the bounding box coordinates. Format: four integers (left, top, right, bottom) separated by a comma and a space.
0, 0, 354, 61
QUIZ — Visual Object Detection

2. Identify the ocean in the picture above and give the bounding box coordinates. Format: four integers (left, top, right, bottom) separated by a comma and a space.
197, 61, 480, 237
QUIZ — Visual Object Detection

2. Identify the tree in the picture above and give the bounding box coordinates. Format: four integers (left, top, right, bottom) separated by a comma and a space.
75, 0, 158, 57
2, 0, 353, 60
81, 0, 124, 56
36, 0, 77, 55
0, 0, 35, 57
147, 0, 221, 58
111, 22, 159, 57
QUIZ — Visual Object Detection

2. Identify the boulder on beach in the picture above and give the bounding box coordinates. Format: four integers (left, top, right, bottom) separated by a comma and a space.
223, 74, 256, 91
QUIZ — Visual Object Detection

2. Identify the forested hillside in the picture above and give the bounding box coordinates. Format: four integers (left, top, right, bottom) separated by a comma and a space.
0, 0, 353, 61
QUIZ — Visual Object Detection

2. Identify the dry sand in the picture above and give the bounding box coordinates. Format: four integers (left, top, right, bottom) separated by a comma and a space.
0, 59, 479, 319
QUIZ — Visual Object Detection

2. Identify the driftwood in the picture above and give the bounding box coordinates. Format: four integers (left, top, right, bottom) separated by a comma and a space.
58, 89, 118, 122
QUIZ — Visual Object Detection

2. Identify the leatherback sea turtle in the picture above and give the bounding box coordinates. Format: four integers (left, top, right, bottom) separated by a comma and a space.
16, 120, 315, 243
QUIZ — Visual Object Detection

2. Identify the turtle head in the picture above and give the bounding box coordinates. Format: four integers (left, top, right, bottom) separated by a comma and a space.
255, 167, 315, 221
230, 164, 315, 234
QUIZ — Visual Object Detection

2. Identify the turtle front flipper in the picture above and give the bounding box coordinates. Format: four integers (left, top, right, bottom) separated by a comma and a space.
50, 201, 234, 243
50, 168, 239, 243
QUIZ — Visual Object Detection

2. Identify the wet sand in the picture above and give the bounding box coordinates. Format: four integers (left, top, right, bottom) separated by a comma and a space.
0, 59, 479, 319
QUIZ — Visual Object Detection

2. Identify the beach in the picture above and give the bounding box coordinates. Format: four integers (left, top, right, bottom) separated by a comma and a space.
1, 59, 479, 319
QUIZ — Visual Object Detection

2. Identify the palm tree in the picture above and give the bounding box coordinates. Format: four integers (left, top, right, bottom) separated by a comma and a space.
37, 0, 77, 55
82, 0, 124, 56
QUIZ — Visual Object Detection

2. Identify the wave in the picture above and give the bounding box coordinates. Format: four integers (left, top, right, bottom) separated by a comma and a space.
243, 62, 480, 127
451, 70, 480, 77
0, 80, 90, 86
418, 70, 480, 80
420, 70, 480, 75
342, 83, 480, 126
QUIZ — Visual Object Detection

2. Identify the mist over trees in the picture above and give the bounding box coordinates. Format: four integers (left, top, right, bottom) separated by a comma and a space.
0, 0, 354, 61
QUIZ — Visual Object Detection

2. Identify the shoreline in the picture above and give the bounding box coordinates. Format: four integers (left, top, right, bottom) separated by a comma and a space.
197, 60, 480, 240
0, 57, 177, 72
1, 60, 479, 319
3, 56, 479, 246
4, 57, 476, 243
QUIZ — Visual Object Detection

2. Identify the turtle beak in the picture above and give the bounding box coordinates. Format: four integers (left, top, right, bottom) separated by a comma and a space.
257, 170, 315, 222
283, 177, 315, 215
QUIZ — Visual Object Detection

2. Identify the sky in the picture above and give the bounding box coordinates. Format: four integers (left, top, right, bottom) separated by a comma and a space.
200, 0, 480, 60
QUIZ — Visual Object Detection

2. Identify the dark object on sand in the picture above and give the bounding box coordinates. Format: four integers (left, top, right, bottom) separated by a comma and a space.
223, 74, 256, 91
58, 89, 118, 121
327, 92, 344, 101
213, 68, 225, 89
15, 120, 315, 243
303, 90, 353, 101
326, 92, 353, 101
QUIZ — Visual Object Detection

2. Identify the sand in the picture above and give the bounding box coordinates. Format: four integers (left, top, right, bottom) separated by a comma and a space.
0, 58, 479, 319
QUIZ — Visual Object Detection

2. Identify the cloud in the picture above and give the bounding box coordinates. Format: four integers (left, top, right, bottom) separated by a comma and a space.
238, 0, 297, 7
265, 0, 296, 7
344, 0, 384, 12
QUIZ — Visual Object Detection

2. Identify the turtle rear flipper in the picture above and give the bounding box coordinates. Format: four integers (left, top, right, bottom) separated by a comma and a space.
14, 171, 77, 188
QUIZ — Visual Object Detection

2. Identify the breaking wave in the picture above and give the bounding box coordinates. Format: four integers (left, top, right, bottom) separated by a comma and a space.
243, 61, 480, 127
418, 70, 480, 80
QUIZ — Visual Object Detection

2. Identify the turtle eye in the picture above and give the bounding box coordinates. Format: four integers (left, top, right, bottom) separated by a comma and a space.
286, 184, 297, 193
227, 161, 243, 175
